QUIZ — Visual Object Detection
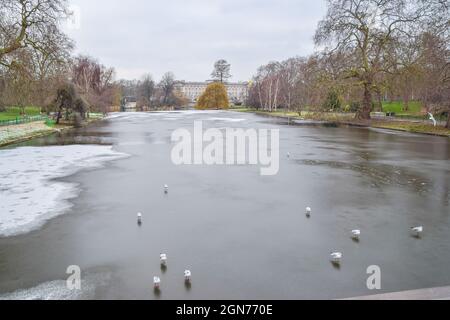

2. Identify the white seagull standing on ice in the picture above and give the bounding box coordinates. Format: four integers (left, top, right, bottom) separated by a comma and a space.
184, 270, 192, 282
306, 207, 312, 217
351, 229, 361, 240
137, 212, 142, 224
411, 226, 424, 237
153, 276, 161, 289
164, 184, 169, 194
160, 253, 167, 266
428, 113, 437, 127
330, 252, 343, 265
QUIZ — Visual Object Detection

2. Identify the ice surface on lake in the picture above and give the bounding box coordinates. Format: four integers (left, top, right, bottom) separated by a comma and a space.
0, 280, 92, 300
205, 117, 246, 122
0, 145, 128, 237
105, 110, 242, 120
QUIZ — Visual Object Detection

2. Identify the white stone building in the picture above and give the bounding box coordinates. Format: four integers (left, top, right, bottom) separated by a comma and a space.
122, 96, 137, 111
175, 80, 249, 104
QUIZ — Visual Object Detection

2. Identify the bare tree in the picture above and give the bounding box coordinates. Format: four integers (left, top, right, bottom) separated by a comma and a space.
279, 57, 302, 111
211, 59, 232, 83
159, 72, 176, 105
256, 62, 283, 112
71, 55, 115, 114
3, 54, 34, 115
0, 0, 68, 68
117, 79, 139, 98
137, 74, 155, 109
30, 25, 73, 108
444, 63, 450, 129
315, 0, 447, 120
0, 72, 6, 111
415, 32, 450, 127
292, 55, 327, 113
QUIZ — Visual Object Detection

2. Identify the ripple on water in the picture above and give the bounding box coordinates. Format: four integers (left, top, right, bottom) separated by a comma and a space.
299, 159, 431, 193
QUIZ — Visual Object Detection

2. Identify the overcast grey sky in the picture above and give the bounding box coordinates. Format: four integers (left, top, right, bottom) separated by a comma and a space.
64, 0, 327, 82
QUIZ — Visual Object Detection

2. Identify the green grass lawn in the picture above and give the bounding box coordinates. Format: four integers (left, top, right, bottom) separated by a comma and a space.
0, 106, 41, 121
382, 101, 422, 115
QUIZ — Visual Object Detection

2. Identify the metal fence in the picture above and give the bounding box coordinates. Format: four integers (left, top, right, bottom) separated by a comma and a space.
0, 115, 49, 127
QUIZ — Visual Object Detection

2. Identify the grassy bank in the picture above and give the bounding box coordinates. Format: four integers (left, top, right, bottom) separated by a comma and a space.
0, 114, 106, 148
0, 122, 58, 147
0, 106, 41, 121
381, 101, 422, 115
233, 108, 450, 137
235, 108, 356, 122
370, 121, 450, 136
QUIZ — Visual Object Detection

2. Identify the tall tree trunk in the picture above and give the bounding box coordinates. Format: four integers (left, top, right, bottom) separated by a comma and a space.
446, 109, 450, 129
287, 92, 291, 112
356, 83, 372, 120
273, 79, 279, 111
268, 81, 273, 112
376, 91, 383, 112
56, 106, 62, 124
403, 92, 409, 112
402, 76, 409, 111
257, 85, 263, 110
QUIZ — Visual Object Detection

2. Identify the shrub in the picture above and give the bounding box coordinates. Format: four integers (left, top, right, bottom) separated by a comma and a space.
196, 82, 229, 110
349, 102, 360, 112
322, 89, 341, 111
54, 83, 87, 124
74, 97, 88, 119
72, 113, 83, 128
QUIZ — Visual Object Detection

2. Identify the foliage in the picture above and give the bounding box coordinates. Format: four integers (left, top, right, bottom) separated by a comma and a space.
349, 102, 361, 113
322, 89, 341, 111
196, 82, 230, 110
54, 83, 87, 124
172, 91, 190, 108
45, 119, 56, 127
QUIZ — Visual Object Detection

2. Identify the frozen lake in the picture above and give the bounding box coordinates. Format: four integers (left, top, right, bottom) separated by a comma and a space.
0, 111, 449, 299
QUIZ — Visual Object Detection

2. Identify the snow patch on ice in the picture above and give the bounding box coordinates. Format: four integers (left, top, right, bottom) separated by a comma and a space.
0, 272, 110, 300
0, 145, 129, 237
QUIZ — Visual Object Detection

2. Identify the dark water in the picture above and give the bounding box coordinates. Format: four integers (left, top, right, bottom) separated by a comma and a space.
0, 111, 449, 300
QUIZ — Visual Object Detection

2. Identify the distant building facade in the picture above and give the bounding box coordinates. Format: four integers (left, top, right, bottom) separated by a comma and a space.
121, 96, 137, 111
175, 80, 249, 104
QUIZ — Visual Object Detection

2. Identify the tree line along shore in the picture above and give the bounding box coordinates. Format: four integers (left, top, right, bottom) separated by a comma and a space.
1, 0, 449, 140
